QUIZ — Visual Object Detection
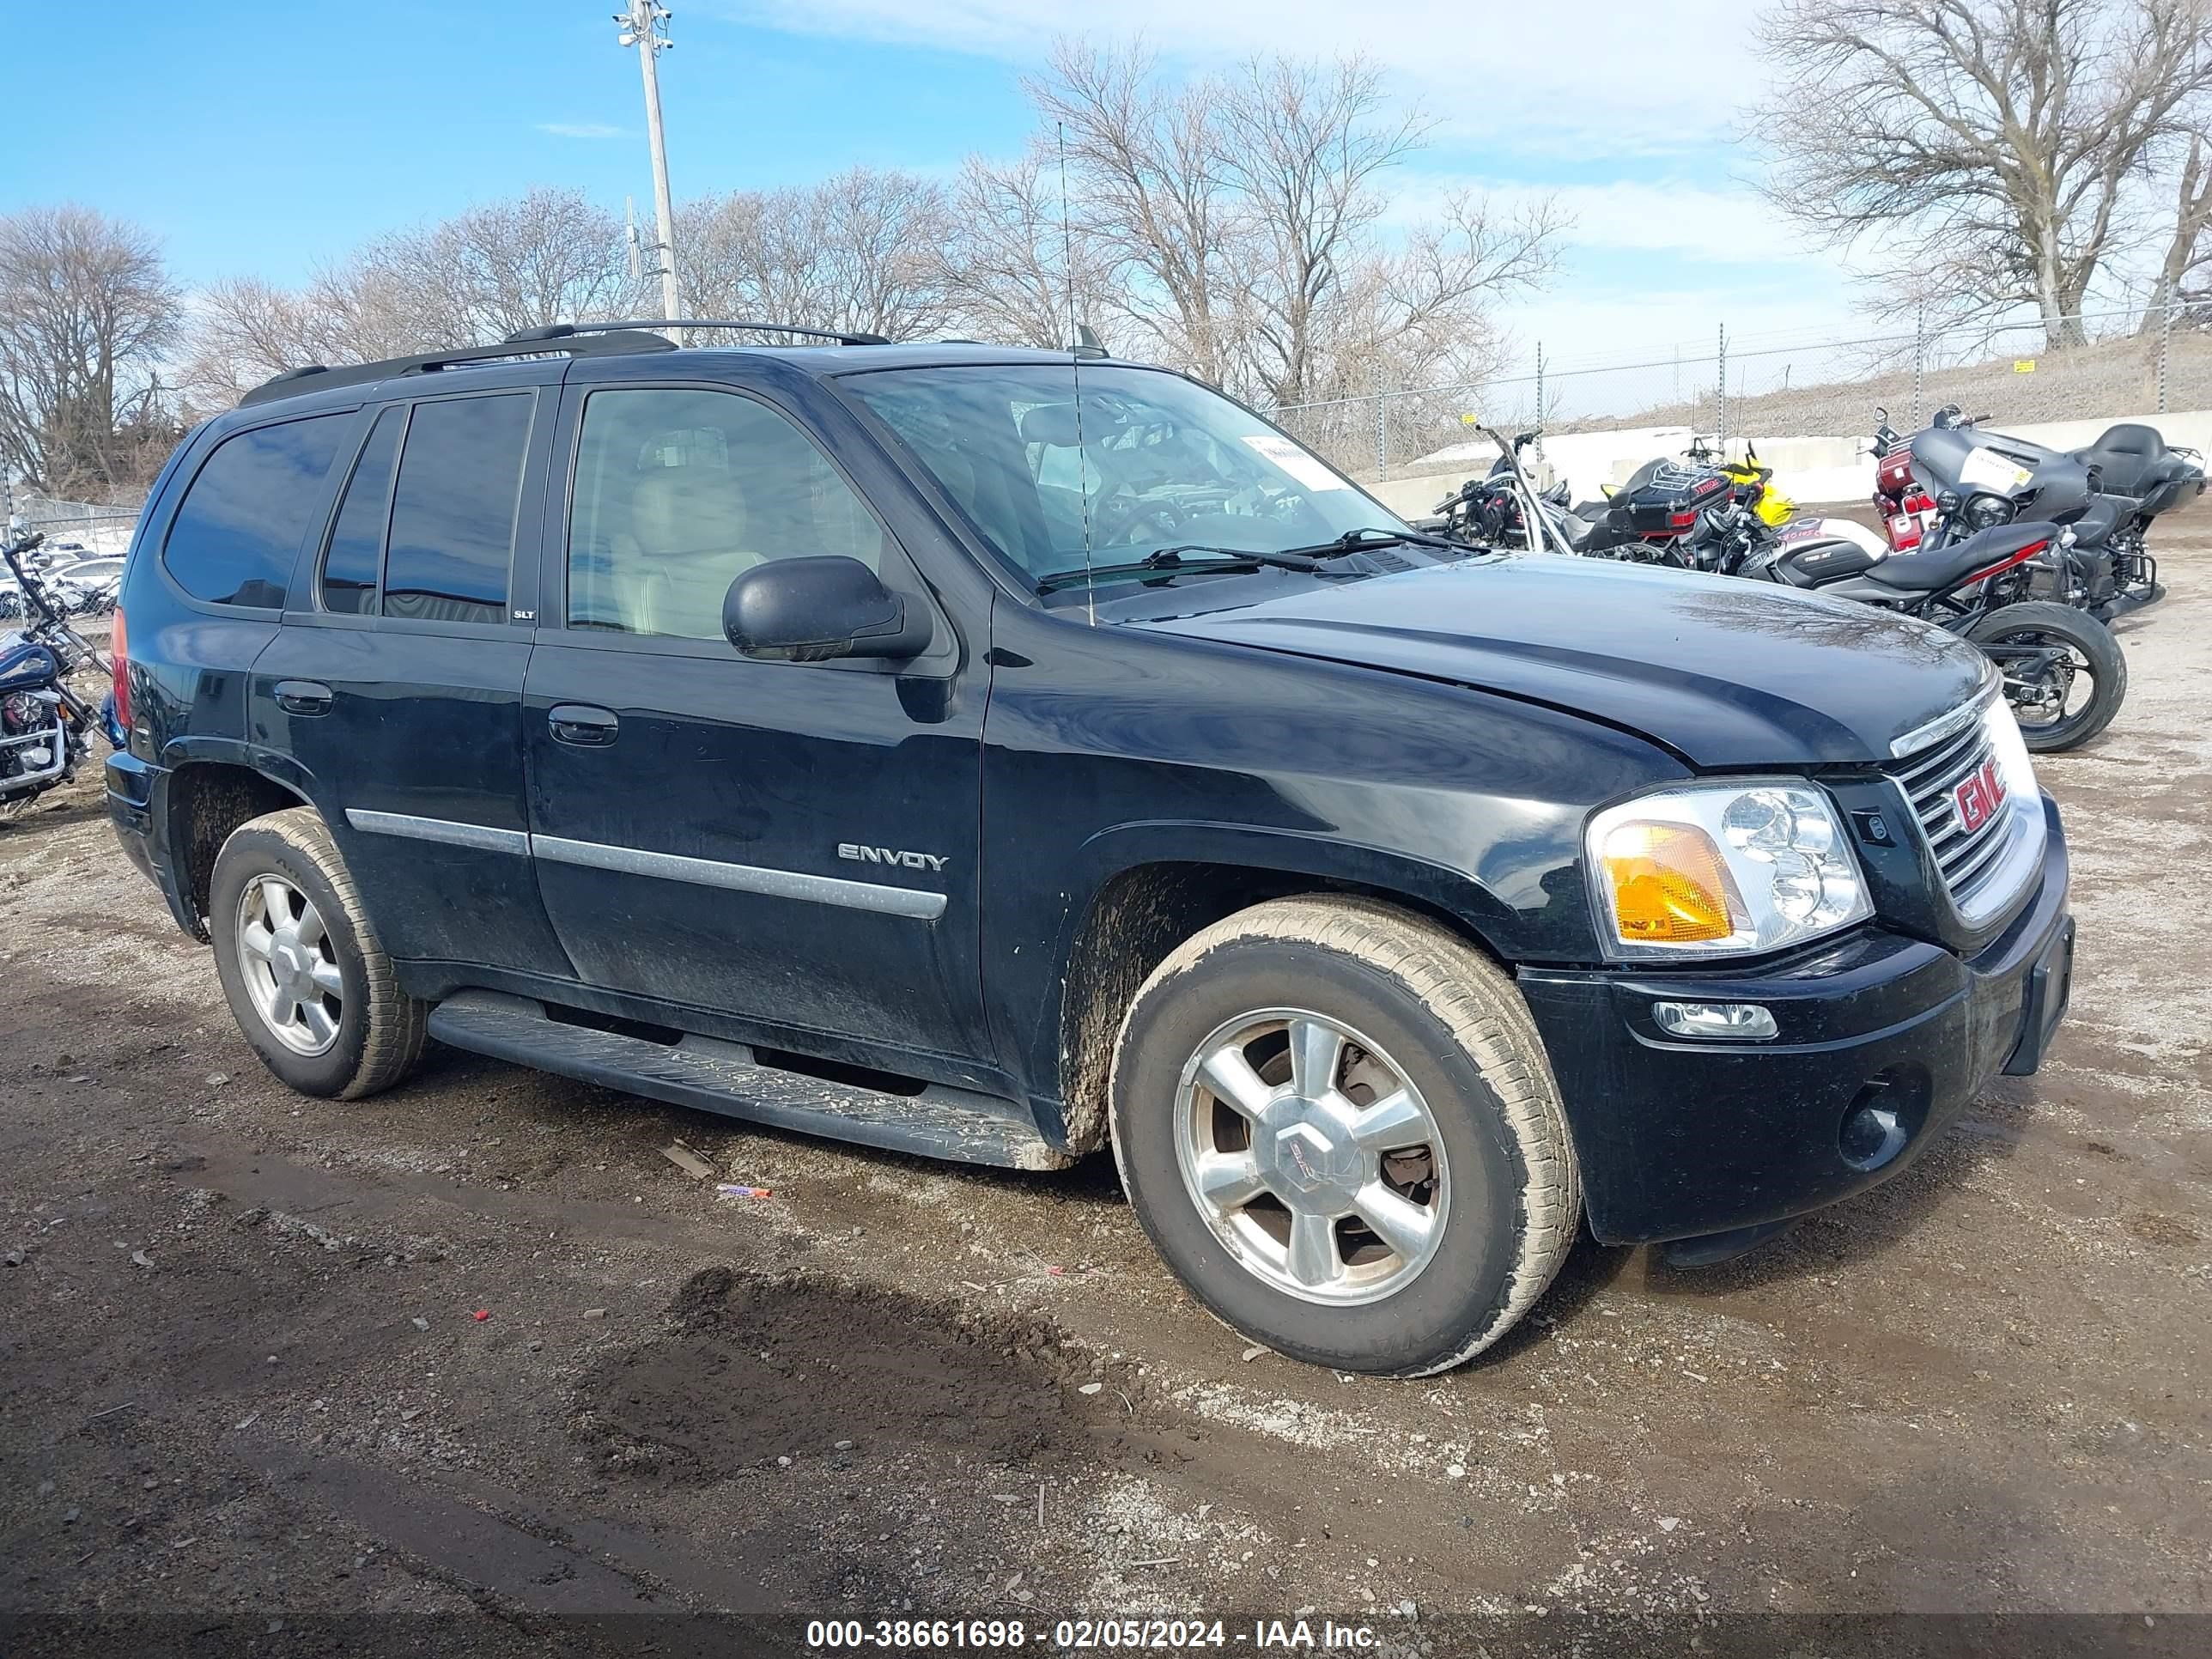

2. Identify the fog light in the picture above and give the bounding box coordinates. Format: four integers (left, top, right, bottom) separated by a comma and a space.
1838, 1091, 1910, 1171
1652, 1000, 1778, 1040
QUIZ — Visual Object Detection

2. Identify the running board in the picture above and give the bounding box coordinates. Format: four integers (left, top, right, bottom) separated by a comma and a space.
428, 990, 1073, 1171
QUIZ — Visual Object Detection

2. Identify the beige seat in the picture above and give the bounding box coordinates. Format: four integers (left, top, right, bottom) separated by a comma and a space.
609, 467, 764, 639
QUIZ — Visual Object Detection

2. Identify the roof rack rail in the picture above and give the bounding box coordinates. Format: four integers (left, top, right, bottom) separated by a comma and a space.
236, 327, 678, 408
511, 319, 894, 347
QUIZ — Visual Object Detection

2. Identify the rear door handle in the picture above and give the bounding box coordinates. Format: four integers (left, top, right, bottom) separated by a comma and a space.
548, 703, 619, 746
275, 680, 332, 716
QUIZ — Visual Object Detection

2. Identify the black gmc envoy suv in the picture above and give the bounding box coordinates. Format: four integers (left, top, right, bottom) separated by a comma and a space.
105, 322, 2075, 1375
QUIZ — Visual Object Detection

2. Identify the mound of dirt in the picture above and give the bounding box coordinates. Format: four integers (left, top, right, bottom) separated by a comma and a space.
573, 1267, 1152, 1481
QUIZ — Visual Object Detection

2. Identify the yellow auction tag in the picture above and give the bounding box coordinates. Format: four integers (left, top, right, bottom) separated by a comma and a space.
2014, 359, 2037, 373
1461, 412, 1480, 424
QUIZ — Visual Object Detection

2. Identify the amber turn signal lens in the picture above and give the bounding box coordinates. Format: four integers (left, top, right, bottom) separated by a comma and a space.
1601, 821, 1739, 945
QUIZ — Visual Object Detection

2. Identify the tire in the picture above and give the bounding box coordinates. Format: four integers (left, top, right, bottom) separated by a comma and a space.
208, 806, 428, 1100
1109, 896, 1580, 1376
1966, 600, 2127, 753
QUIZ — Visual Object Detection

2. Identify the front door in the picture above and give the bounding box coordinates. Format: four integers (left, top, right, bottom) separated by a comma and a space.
522, 378, 991, 1076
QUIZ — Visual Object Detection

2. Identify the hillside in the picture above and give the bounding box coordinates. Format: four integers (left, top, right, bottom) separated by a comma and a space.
1553, 325, 2210, 441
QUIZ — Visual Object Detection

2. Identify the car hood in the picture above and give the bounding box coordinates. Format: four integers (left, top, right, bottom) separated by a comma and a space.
1132, 555, 1989, 768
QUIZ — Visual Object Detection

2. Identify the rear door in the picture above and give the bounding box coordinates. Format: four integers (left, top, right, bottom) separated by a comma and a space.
520, 372, 992, 1075
249, 366, 572, 977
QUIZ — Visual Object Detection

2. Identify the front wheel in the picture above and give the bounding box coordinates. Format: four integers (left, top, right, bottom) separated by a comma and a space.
1965, 601, 2127, 753
1109, 897, 1581, 1376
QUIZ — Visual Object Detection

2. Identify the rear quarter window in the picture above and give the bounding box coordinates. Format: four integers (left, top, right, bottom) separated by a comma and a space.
379, 393, 534, 625
161, 413, 350, 608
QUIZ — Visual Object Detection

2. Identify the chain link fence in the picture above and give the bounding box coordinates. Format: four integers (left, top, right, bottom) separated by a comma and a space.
1276, 303, 2209, 485
3, 487, 145, 555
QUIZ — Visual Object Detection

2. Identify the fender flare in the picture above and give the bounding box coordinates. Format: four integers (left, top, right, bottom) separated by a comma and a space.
1016, 818, 1534, 1152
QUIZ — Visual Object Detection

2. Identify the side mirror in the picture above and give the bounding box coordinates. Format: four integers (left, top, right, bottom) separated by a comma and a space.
722, 556, 933, 664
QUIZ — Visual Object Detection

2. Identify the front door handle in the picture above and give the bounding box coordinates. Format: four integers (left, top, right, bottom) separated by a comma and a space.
275, 680, 332, 716
548, 703, 620, 746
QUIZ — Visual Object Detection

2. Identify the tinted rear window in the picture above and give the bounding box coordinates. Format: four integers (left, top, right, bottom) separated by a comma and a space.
319, 405, 404, 614
161, 414, 349, 607
381, 394, 532, 625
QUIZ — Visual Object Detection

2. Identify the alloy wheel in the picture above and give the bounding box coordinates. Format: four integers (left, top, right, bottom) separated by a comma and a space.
234, 873, 343, 1056
1172, 1008, 1450, 1305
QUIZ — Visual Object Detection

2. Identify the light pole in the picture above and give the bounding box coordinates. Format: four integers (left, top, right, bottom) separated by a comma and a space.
616, 2, 681, 337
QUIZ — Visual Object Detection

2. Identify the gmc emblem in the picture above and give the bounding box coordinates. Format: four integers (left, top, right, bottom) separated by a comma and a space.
1955, 758, 2007, 835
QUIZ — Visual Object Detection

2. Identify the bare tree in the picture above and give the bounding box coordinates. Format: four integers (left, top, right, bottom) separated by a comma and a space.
679, 169, 953, 342
0, 204, 182, 496
353, 187, 643, 345
936, 153, 1119, 349
1752, 0, 2212, 347
179, 190, 646, 408
179, 275, 364, 409
1214, 54, 1425, 407
2142, 132, 2212, 324
1029, 40, 1240, 380
1217, 58, 1561, 409
1026, 42, 1560, 408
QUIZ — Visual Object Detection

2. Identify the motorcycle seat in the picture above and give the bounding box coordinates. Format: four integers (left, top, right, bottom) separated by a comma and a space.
1539, 511, 1599, 553
2065, 494, 2136, 548
1863, 522, 2059, 592
2070, 423, 2182, 499
1616, 458, 1668, 495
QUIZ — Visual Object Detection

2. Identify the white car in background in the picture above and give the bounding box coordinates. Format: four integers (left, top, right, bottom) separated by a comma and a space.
50, 556, 125, 615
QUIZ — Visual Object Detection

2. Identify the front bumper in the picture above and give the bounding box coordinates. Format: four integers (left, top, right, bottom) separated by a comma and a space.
1520, 794, 2072, 1246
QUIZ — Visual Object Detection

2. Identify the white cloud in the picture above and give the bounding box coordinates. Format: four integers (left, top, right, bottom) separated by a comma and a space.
538, 121, 627, 139
715, 0, 1769, 155
1376, 173, 1872, 364
1383, 175, 1820, 264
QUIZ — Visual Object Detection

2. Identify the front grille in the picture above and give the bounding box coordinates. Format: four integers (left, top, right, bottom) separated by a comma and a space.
1890, 714, 2013, 904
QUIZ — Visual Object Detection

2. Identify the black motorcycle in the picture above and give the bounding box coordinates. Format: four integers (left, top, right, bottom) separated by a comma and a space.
1437, 431, 1734, 567
1871, 404, 2196, 620
0, 526, 110, 820
1686, 501, 2126, 754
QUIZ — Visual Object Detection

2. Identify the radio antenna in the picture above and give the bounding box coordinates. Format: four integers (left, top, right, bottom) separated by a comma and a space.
1059, 121, 1095, 625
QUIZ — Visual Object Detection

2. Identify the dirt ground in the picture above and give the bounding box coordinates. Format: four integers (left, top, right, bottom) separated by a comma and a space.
3, 526, 2209, 1657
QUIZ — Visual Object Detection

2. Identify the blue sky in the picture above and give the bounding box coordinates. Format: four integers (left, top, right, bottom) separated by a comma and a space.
6, 1, 1859, 366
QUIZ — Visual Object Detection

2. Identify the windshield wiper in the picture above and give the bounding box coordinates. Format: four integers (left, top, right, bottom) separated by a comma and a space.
1274, 526, 1474, 559
1033, 545, 1322, 593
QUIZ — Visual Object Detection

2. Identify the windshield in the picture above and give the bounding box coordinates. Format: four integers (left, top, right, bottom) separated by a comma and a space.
842, 364, 1407, 590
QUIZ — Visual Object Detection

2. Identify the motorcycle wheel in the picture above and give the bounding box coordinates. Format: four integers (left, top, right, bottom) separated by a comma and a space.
1965, 601, 2127, 753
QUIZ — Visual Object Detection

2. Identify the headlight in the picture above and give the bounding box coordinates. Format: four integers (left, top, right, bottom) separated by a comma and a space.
1587, 781, 1874, 959
1964, 493, 2014, 528
1981, 691, 2039, 802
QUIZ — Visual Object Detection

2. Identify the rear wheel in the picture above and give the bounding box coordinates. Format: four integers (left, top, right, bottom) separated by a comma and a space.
209, 807, 428, 1099
1966, 601, 2126, 753
1109, 897, 1580, 1376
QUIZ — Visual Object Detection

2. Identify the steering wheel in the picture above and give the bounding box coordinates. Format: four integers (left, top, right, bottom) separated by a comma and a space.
1098, 495, 1188, 549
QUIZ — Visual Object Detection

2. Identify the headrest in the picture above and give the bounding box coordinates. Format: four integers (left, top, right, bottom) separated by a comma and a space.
629, 468, 745, 558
